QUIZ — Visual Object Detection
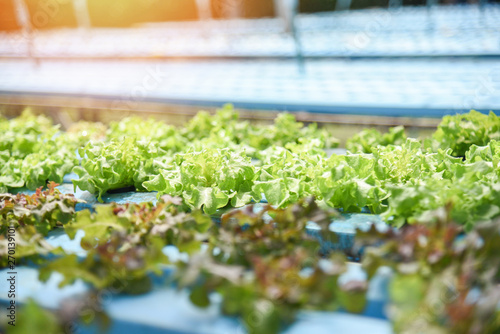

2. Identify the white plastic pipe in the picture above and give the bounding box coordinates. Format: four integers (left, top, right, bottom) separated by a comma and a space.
73, 0, 91, 28
13, 0, 30, 28
273, 0, 298, 32
196, 0, 213, 20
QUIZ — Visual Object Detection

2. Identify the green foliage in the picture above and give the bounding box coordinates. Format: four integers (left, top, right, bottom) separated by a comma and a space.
242, 113, 337, 151
359, 207, 500, 334
70, 105, 337, 208
252, 148, 321, 208
0, 110, 55, 159
346, 125, 407, 153
40, 196, 208, 292
7, 299, 64, 334
4, 109, 500, 228
0, 106, 500, 333
144, 148, 258, 214
381, 140, 500, 229
73, 138, 165, 202
180, 104, 338, 152
175, 198, 354, 334
3, 190, 500, 334
0, 182, 80, 235
0, 224, 61, 268
107, 116, 186, 153
4, 296, 111, 334
431, 110, 500, 157
316, 153, 387, 213
0, 182, 78, 267
36, 197, 361, 334
0, 111, 79, 191
66, 120, 107, 143
2, 109, 500, 334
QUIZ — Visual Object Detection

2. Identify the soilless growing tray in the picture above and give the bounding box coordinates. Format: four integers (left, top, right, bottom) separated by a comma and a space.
3, 109, 500, 333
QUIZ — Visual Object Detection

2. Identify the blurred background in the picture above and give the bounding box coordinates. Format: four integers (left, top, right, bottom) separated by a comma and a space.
0, 0, 499, 140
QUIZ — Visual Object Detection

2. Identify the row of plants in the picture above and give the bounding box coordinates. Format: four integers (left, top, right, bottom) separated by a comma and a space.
0, 105, 334, 191
2, 107, 499, 230
1, 187, 499, 334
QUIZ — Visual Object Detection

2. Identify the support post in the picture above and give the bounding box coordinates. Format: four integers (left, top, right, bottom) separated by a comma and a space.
196, 0, 213, 20
73, 0, 91, 28
13, 0, 34, 61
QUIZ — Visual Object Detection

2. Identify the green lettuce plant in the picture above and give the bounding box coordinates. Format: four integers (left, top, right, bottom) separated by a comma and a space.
73, 138, 166, 202
431, 110, 500, 157
144, 148, 257, 214
346, 125, 406, 153
0, 111, 80, 191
